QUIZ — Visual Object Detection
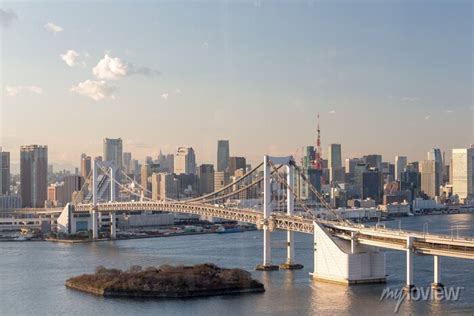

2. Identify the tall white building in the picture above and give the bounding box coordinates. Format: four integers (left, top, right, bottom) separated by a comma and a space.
174, 147, 196, 175
395, 156, 407, 181
452, 147, 474, 201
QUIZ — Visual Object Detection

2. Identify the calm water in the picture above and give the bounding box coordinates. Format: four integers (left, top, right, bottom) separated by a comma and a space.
1, 214, 474, 315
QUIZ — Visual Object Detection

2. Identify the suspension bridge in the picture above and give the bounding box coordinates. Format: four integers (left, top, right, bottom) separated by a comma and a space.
60, 155, 474, 290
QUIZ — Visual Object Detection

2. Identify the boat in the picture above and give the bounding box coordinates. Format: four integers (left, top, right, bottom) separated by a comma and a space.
216, 226, 243, 234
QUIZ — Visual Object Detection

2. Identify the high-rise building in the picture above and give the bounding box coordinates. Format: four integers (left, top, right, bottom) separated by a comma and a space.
400, 170, 421, 201
63, 175, 84, 203
123, 152, 132, 174
419, 160, 440, 197
174, 147, 196, 175
328, 144, 344, 184
362, 168, 383, 203
364, 154, 382, 170
166, 154, 174, 173
159, 173, 178, 200
214, 171, 230, 191
217, 140, 230, 172
80, 153, 91, 180
20, 145, 48, 208
0, 149, 10, 195
345, 158, 362, 184
199, 164, 215, 195
427, 148, 443, 186
452, 147, 474, 201
151, 173, 161, 200
228, 157, 246, 176
103, 138, 123, 169
141, 163, 160, 193
395, 156, 407, 181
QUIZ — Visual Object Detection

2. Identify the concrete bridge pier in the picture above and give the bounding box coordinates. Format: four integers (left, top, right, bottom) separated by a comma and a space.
91, 210, 98, 239
431, 255, 444, 290
110, 212, 117, 238
404, 236, 415, 292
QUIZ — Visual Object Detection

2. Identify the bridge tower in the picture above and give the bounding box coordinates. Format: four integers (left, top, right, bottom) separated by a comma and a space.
256, 155, 302, 271
91, 159, 118, 239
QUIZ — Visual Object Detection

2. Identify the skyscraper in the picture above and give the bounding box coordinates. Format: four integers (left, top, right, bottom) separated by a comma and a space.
20, 145, 48, 208
364, 154, 382, 170
174, 147, 196, 175
214, 171, 230, 191
199, 164, 215, 195
123, 152, 132, 174
217, 140, 230, 172
228, 157, 246, 176
427, 148, 443, 187
0, 149, 10, 195
395, 156, 407, 181
452, 147, 474, 201
80, 153, 91, 180
103, 138, 123, 169
328, 144, 343, 184
419, 160, 440, 197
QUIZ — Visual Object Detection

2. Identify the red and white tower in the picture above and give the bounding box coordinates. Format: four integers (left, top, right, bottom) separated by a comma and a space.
313, 113, 323, 170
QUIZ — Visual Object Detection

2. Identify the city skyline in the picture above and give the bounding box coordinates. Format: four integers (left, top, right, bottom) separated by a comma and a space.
1, 1, 472, 168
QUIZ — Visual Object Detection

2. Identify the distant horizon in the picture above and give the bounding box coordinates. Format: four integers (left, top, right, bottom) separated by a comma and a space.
1, 1, 472, 170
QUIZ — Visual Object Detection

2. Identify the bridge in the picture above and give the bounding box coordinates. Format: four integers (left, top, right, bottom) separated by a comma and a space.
62, 155, 474, 290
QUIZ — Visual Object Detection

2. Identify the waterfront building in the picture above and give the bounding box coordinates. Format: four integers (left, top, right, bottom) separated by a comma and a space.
217, 140, 230, 172
419, 160, 441, 197
362, 168, 383, 204
20, 145, 48, 208
452, 147, 474, 201
103, 138, 123, 169
63, 175, 84, 203
174, 147, 196, 175
395, 156, 407, 181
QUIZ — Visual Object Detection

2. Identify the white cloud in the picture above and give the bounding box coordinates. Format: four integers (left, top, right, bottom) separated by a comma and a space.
401, 97, 419, 103
5, 85, 43, 96
0, 9, 17, 28
60, 50, 85, 67
92, 54, 159, 80
70, 80, 116, 101
424, 115, 431, 120
161, 93, 169, 100
44, 22, 63, 33
174, 88, 182, 94
444, 109, 453, 114
329, 109, 336, 114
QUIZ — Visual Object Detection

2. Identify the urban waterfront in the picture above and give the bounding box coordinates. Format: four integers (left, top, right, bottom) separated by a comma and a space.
1, 213, 474, 315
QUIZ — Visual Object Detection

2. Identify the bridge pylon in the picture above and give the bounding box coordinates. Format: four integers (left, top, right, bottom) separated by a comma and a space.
256, 155, 303, 271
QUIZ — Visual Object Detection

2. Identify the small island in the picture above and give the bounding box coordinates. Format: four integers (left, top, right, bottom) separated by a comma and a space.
65, 263, 265, 298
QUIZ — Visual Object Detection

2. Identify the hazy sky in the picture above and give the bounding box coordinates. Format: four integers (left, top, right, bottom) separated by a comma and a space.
1, 0, 472, 171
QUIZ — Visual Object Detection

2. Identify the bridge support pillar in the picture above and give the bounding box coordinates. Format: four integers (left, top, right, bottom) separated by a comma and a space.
91, 210, 98, 239
404, 236, 415, 292
280, 164, 303, 270
431, 255, 444, 290
256, 155, 278, 271
110, 212, 116, 238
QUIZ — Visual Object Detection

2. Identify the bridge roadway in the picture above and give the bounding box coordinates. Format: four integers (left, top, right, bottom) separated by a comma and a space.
75, 201, 474, 260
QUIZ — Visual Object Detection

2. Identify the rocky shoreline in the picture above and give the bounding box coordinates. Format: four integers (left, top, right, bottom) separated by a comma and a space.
65, 264, 265, 298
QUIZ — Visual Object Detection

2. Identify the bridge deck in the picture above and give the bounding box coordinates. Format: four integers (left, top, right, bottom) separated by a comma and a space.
74, 201, 474, 259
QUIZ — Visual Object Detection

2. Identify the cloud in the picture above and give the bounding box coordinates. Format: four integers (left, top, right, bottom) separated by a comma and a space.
444, 109, 453, 114
0, 9, 17, 28
70, 80, 116, 101
174, 88, 182, 94
92, 54, 159, 80
161, 93, 169, 100
329, 110, 336, 114
60, 50, 85, 67
44, 22, 63, 33
424, 115, 431, 120
401, 97, 419, 103
5, 85, 43, 96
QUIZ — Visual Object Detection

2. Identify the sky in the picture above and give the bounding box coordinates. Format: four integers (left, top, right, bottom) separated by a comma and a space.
1, 0, 473, 172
